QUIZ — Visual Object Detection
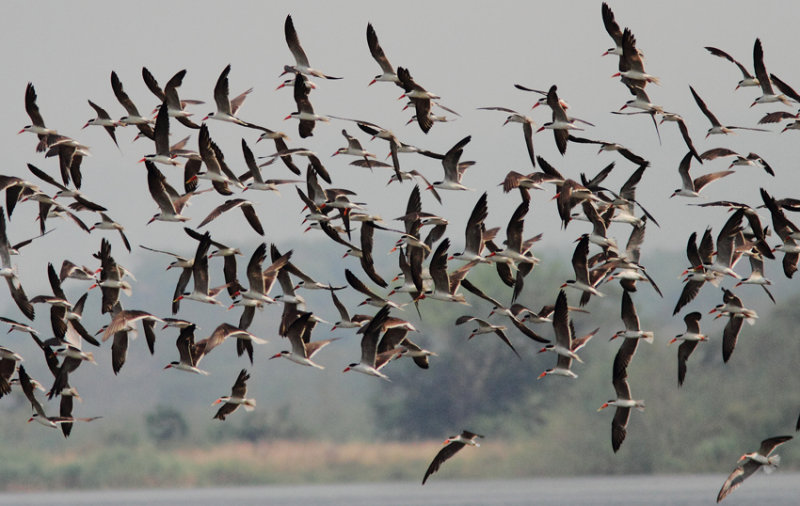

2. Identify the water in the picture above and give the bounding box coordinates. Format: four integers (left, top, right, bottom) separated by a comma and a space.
1, 474, 797, 505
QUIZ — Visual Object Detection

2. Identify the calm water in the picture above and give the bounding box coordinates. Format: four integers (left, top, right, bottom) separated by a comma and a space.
1, 474, 798, 505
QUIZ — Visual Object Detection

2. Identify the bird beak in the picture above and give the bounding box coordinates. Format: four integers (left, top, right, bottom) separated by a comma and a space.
342, 367, 351, 372
597, 403, 609, 412
537, 371, 547, 380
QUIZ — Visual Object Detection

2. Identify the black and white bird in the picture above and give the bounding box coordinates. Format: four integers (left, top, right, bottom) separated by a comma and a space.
212, 369, 256, 420
422, 430, 483, 485
717, 435, 793, 503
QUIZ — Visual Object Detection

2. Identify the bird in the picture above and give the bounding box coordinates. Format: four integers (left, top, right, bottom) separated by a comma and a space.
612, 28, 659, 87
658, 113, 703, 163
332, 129, 376, 167
597, 374, 645, 453
478, 106, 536, 168
173, 232, 228, 306
165, 323, 260, 375
343, 305, 395, 381
90, 238, 132, 314
455, 315, 518, 358
537, 327, 597, 364
18, 364, 100, 431
561, 235, 604, 304
429, 136, 473, 191
101, 310, 163, 355
138, 100, 181, 167
163, 324, 209, 375
366, 23, 398, 85
0, 207, 34, 320
239, 139, 302, 192
705, 45, 759, 90
449, 192, 491, 263
714, 289, 757, 363
203, 64, 253, 125
422, 430, 483, 485
460, 279, 549, 344
761, 188, 800, 278
674, 229, 715, 314
270, 312, 336, 369
397, 67, 435, 134
194, 123, 244, 193
285, 73, 328, 138
345, 268, 400, 309
18, 83, 58, 151
142, 67, 203, 129
329, 288, 370, 331
486, 200, 540, 267
611, 291, 654, 344
734, 252, 775, 302
212, 369, 255, 420
750, 39, 790, 107
422, 239, 478, 304
700, 148, 775, 177
537, 85, 582, 155
670, 151, 734, 198
198, 198, 264, 236
110, 70, 154, 140
600, 2, 627, 57
538, 290, 579, 379
689, 85, 768, 137
81, 100, 119, 148
89, 213, 131, 252
717, 435, 793, 502
281, 14, 342, 80
668, 311, 707, 386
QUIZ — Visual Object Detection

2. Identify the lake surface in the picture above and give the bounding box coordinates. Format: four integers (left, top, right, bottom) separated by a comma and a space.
2, 473, 798, 505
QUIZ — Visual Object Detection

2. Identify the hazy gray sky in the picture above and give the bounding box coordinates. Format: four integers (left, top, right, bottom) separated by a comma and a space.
2, 0, 800, 448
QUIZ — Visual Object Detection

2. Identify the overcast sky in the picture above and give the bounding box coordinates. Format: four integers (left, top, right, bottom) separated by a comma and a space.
2, 0, 800, 444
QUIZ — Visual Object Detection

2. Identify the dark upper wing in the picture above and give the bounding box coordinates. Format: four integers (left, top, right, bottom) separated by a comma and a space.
689, 85, 721, 127
422, 441, 465, 485
284, 15, 310, 67
366, 23, 394, 74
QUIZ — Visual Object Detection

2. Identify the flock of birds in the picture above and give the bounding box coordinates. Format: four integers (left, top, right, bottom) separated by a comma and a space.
1, 4, 799, 498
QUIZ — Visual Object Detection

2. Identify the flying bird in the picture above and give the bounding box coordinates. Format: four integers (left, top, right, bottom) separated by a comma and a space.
717, 435, 793, 502
212, 369, 255, 420
422, 430, 483, 485
281, 15, 342, 80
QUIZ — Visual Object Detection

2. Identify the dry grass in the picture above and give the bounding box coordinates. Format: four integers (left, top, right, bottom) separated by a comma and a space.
6, 438, 519, 491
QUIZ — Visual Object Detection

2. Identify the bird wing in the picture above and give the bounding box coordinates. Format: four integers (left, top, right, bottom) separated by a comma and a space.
367, 23, 395, 74
716, 460, 760, 503
752, 39, 774, 95
206, 62, 232, 115
689, 85, 721, 127
422, 441, 466, 485
284, 15, 310, 67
